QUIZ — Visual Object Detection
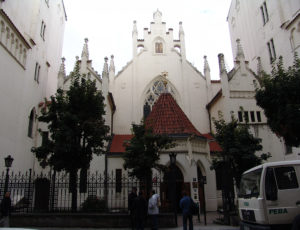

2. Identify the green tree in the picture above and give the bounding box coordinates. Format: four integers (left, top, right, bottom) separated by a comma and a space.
211, 115, 270, 224
123, 122, 174, 195
255, 54, 300, 147
32, 64, 110, 211
212, 115, 269, 188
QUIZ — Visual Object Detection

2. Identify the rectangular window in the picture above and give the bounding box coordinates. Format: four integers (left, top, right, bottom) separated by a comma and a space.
238, 111, 243, 122
250, 111, 255, 122
34, 62, 41, 83
274, 167, 298, 190
244, 111, 249, 123
256, 111, 262, 122
116, 169, 122, 193
260, 2, 269, 25
267, 38, 276, 63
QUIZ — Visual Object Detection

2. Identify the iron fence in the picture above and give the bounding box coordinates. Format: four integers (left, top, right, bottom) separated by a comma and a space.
0, 170, 173, 213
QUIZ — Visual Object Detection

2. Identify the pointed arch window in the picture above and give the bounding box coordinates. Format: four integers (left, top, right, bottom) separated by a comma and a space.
27, 108, 35, 138
143, 79, 176, 118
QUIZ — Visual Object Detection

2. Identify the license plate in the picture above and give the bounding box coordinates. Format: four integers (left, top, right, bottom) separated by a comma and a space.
244, 226, 250, 230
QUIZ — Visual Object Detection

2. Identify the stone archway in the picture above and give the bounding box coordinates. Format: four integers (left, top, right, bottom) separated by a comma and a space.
162, 165, 184, 212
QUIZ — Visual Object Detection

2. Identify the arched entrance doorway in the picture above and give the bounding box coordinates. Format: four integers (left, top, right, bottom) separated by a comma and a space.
161, 165, 184, 212
197, 165, 205, 213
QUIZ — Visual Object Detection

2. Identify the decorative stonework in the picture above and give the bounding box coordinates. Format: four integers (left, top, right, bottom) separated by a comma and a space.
230, 90, 255, 98
144, 78, 176, 109
0, 9, 30, 69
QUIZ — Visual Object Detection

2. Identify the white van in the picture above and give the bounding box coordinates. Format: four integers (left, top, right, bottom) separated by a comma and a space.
238, 160, 300, 230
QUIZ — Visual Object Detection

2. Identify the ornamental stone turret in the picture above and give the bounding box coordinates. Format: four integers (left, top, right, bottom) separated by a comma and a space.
234, 39, 246, 73
179, 22, 186, 58
102, 57, 109, 96
109, 55, 115, 92
204, 56, 212, 101
132, 20, 138, 57
57, 57, 66, 89
218, 53, 229, 98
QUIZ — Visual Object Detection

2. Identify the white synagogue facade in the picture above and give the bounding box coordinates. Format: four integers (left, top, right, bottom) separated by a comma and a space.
57, 10, 299, 211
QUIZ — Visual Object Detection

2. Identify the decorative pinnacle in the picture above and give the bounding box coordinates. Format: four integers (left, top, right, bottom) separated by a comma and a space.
236, 38, 245, 60
257, 56, 263, 76
132, 20, 138, 36
204, 55, 210, 72
179, 21, 184, 35
109, 55, 115, 73
103, 57, 109, 74
59, 57, 66, 75
81, 38, 89, 59
218, 53, 226, 73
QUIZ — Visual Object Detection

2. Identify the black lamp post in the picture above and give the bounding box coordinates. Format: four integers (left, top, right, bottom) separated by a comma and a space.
169, 152, 177, 226
3, 155, 13, 195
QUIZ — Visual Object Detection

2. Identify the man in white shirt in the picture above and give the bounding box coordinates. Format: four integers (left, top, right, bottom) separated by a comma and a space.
148, 190, 160, 230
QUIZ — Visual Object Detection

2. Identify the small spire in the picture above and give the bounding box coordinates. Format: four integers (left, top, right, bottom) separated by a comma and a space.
132, 20, 138, 36
204, 55, 210, 72
59, 57, 66, 76
109, 55, 115, 73
81, 38, 89, 59
153, 9, 162, 23
236, 38, 245, 60
179, 21, 184, 36
257, 56, 263, 76
218, 53, 226, 73
102, 57, 109, 75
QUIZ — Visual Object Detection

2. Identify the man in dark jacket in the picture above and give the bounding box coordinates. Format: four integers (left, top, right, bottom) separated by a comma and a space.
0, 192, 12, 227
128, 187, 137, 230
133, 191, 147, 230
179, 190, 193, 230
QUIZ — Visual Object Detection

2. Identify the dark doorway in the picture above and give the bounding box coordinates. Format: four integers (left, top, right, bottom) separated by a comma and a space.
197, 166, 205, 213
34, 178, 50, 211
162, 165, 184, 212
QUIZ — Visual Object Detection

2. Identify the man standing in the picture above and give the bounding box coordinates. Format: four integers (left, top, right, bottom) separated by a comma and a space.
148, 190, 160, 230
133, 191, 147, 230
128, 187, 137, 230
0, 192, 12, 227
179, 190, 193, 230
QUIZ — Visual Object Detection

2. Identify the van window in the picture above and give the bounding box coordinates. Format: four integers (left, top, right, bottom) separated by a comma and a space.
274, 167, 298, 190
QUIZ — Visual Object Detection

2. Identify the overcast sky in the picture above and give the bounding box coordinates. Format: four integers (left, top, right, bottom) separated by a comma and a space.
62, 0, 234, 80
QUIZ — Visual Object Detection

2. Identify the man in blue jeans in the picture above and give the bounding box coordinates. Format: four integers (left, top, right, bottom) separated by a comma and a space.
179, 190, 193, 230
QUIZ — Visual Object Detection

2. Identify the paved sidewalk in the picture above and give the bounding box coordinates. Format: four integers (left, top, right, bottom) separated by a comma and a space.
37, 212, 239, 230
1, 212, 239, 230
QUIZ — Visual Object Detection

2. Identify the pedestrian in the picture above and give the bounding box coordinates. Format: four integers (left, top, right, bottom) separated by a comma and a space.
133, 191, 147, 230
148, 190, 160, 230
179, 190, 193, 230
128, 187, 137, 230
0, 192, 12, 227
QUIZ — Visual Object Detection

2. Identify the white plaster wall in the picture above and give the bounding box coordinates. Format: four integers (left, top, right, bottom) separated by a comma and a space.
0, 0, 66, 172
228, 0, 300, 74
112, 32, 211, 134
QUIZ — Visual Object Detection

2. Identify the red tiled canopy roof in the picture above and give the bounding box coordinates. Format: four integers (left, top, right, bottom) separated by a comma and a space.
145, 93, 204, 137
109, 134, 133, 153
202, 133, 222, 152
